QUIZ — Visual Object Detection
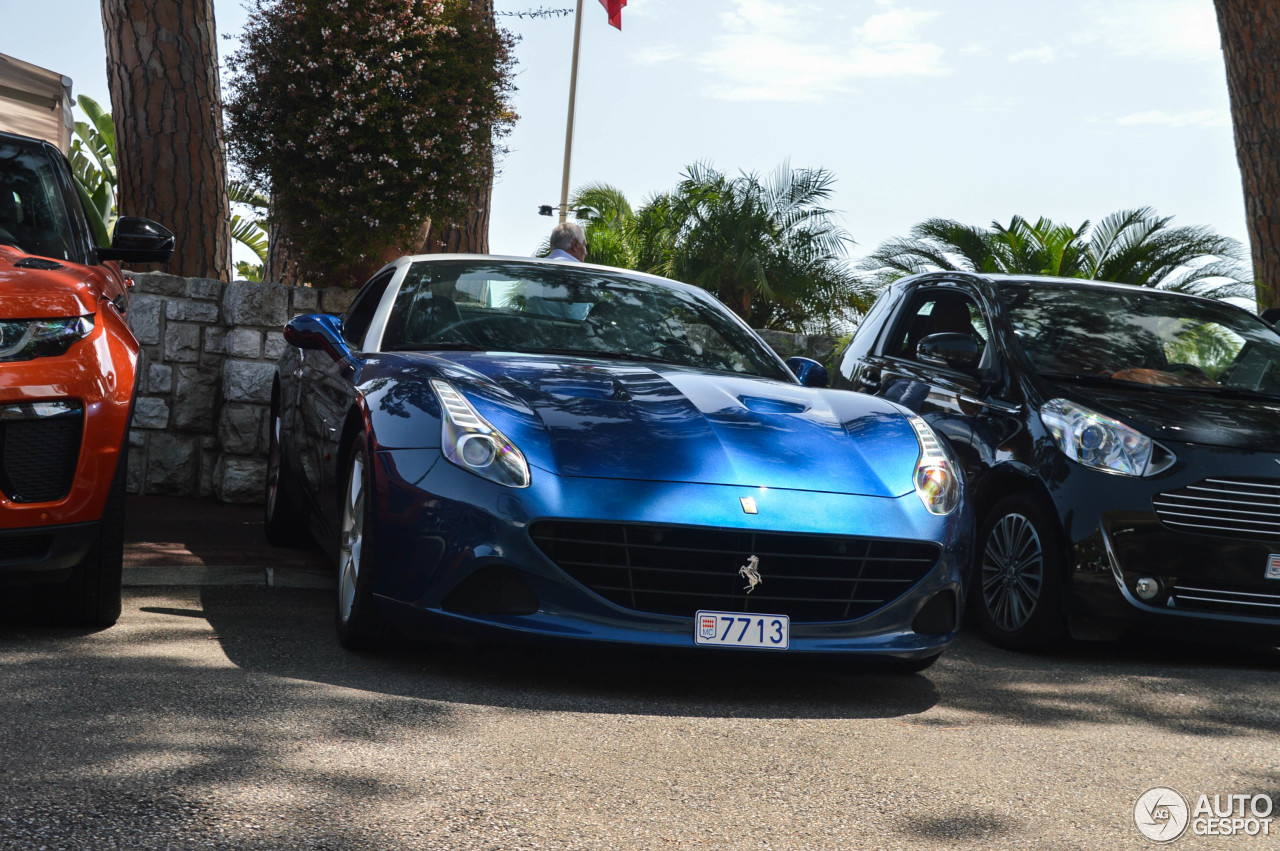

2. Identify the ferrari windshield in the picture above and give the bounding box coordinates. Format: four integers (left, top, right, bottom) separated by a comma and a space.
998, 281, 1280, 397
380, 260, 792, 381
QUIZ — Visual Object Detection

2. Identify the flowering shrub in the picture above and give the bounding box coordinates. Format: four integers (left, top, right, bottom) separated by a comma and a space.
225, 0, 516, 286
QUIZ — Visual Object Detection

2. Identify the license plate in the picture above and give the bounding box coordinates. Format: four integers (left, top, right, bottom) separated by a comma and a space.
694, 610, 790, 650
1267, 554, 1280, 580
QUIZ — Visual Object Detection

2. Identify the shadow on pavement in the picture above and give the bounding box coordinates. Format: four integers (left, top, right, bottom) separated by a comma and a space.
195, 586, 941, 721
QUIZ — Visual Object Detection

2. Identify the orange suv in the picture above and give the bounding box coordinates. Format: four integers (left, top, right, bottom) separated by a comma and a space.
0, 129, 173, 625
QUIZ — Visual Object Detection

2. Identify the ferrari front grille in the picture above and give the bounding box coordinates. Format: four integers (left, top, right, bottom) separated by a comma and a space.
529, 520, 941, 623
1153, 478, 1280, 541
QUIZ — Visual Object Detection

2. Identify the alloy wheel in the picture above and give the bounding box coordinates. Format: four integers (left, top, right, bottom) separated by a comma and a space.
980, 512, 1044, 632
338, 452, 365, 625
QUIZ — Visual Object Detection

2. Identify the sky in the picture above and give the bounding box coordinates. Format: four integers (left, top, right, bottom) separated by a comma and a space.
2, 0, 1249, 273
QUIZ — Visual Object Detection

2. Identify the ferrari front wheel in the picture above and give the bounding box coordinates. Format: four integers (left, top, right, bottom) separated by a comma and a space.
335, 441, 389, 650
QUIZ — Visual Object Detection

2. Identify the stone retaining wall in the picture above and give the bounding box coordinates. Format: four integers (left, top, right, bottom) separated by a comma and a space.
125, 273, 839, 504
125, 273, 356, 503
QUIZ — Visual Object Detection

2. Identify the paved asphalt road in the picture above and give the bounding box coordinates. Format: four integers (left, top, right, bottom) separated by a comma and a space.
2, 584, 1278, 850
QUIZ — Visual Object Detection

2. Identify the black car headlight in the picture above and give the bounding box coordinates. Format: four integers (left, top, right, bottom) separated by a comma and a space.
907, 414, 960, 515
1040, 398, 1175, 477
0, 315, 94, 362
431, 379, 531, 488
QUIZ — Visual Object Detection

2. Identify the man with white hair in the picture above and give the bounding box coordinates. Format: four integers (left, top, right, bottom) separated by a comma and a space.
546, 221, 587, 262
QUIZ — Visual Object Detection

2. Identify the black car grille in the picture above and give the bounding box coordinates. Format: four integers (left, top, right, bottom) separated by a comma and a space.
0, 411, 83, 503
529, 520, 941, 623
1171, 582, 1280, 619
0, 533, 53, 565
1152, 478, 1280, 541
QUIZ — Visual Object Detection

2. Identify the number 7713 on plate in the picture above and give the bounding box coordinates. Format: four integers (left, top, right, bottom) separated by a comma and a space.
694, 610, 791, 650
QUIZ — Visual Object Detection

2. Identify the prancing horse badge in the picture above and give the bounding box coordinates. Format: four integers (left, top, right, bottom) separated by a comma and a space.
739, 555, 763, 593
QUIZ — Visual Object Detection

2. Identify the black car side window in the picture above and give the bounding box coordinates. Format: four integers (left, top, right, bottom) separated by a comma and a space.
342, 270, 396, 349
839, 288, 897, 379
887, 289, 987, 364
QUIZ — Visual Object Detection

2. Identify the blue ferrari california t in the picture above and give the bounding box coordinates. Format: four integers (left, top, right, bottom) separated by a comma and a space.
268, 256, 970, 669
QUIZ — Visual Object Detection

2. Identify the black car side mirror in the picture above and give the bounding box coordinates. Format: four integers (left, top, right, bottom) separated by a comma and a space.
786, 356, 829, 388
98, 216, 176, 263
917, 332, 981, 371
284, 313, 348, 357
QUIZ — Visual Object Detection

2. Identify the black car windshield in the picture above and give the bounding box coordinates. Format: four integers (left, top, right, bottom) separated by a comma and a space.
380, 260, 792, 381
0, 140, 77, 261
997, 282, 1280, 397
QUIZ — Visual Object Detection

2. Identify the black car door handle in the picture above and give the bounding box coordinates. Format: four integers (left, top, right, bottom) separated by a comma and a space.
858, 373, 881, 392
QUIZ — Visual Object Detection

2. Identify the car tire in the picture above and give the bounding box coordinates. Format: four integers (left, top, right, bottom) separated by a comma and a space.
55, 450, 126, 627
264, 390, 311, 547
335, 441, 390, 650
972, 494, 1065, 651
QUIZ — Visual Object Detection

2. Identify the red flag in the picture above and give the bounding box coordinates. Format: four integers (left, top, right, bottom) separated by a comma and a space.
599, 0, 626, 29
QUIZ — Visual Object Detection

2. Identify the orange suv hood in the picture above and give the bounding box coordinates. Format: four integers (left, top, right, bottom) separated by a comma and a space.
0, 245, 100, 319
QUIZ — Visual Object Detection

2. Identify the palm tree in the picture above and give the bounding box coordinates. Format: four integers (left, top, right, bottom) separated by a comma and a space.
543, 163, 869, 332
663, 162, 868, 331
863, 208, 1250, 298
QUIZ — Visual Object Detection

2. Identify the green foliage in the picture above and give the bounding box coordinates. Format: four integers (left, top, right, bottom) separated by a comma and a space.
228, 180, 270, 266
547, 163, 869, 332
224, 0, 517, 287
863, 208, 1251, 298
68, 95, 116, 245
235, 260, 265, 281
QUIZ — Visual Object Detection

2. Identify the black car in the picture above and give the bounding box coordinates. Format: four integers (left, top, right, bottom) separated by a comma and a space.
837, 271, 1280, 650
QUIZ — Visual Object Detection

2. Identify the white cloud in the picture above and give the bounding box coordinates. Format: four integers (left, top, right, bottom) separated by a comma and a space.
1008, 45, 1057, 64
966, 95, 1015, 113
697, 0, 948, 103
1116, 109, 1230, 128
633, 44, 682, 65
1083, 0, 1222, 62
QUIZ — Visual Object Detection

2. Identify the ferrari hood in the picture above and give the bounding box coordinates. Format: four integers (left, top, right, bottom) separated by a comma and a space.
427, 352, 921, 497
0, 245, 99, 319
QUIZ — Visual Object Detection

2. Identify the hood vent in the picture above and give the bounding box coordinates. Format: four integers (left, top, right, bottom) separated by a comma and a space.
12, 257, 65, 271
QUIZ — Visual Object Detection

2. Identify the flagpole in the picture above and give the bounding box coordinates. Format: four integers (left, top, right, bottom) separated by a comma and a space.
558, 0, 585, 224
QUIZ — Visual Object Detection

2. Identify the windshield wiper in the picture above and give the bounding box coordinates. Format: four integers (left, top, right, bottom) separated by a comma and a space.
387, 342, 487, 352
503, 346, 681, 365
1039, 372, 1138, 388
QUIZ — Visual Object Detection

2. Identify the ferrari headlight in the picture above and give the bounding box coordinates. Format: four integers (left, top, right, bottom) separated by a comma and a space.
431, 379, 530, 488
0, 315, 94, 362
1040, 398, 1174, 477
907, 414, 959, 515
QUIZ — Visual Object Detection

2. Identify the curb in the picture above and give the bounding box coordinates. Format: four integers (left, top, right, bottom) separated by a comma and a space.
123, 565, 333, 589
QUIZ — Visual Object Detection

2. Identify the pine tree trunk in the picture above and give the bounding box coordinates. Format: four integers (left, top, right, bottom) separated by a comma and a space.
417, 0, 495, 256
417, 165, 493, 255
1215, 0, 1280, 308
264, 213, 303, 286
101, 0, 231, 281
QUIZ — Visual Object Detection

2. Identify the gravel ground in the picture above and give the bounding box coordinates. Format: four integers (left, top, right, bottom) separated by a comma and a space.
1, 587, 1278, 850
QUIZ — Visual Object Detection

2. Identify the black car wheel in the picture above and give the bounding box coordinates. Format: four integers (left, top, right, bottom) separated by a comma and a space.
53, 449, 126, 627
264, 391, 310, 547
335, 441, 390, 650
973, 495, 1064, 651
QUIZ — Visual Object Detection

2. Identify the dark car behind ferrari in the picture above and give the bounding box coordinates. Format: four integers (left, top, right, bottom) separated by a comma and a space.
837, 271, 1280, 650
